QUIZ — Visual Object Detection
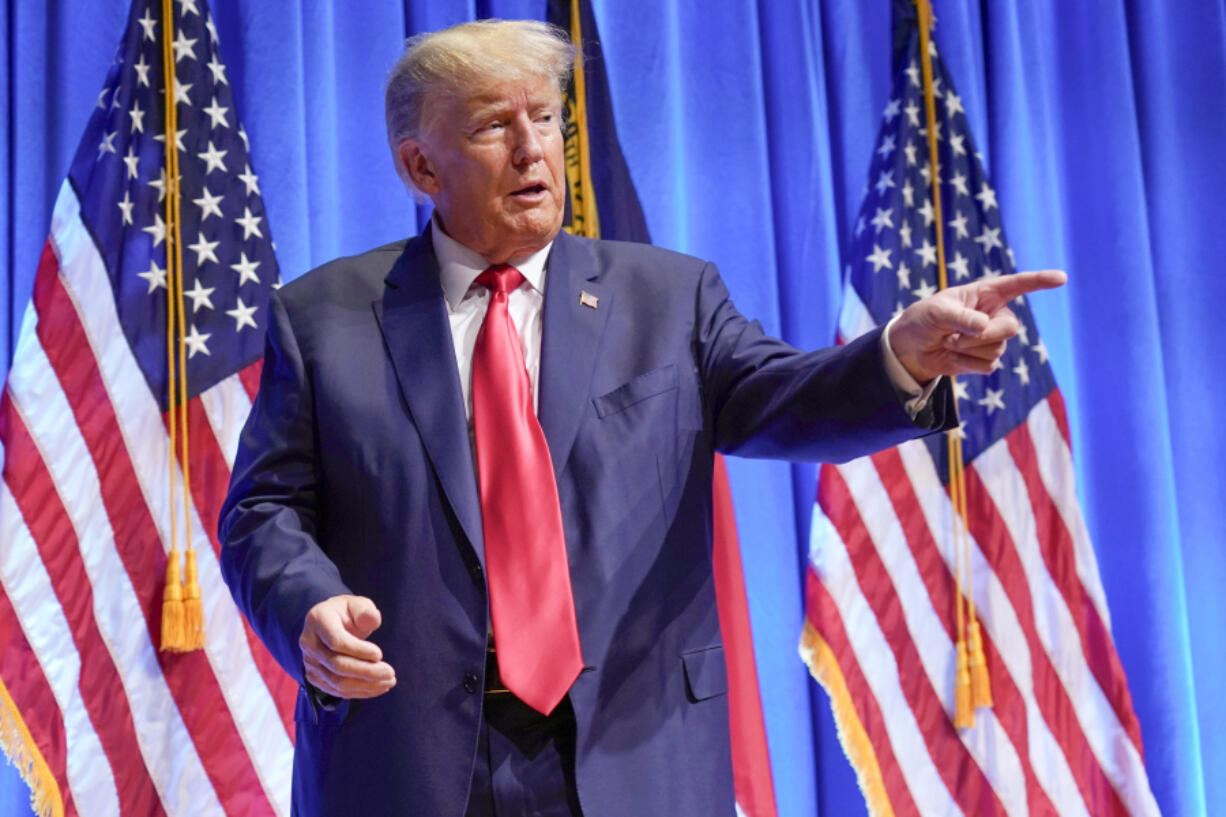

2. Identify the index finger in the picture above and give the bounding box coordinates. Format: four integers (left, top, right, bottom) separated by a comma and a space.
977, 269, 1066, 311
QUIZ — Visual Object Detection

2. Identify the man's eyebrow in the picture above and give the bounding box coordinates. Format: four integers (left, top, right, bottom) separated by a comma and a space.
466, 99, 511, 120
465, 95, 560, 121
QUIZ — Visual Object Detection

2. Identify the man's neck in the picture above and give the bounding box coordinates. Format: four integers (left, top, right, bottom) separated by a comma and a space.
431, 217, 553, 311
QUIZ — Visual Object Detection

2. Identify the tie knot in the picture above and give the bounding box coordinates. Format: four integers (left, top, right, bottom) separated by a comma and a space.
476, 264, 526, 296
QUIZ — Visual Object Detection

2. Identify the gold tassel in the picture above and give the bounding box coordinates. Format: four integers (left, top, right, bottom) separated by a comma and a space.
182, 549, 205, 650
954, 638, 974, 729
161, 549, 184, 651
967, 618, 993, 709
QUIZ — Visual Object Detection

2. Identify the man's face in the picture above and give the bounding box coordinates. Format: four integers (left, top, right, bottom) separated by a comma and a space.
403, 75, 567, 264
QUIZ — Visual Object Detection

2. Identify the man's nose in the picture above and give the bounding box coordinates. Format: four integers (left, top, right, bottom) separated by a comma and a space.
511, 116, 545, 166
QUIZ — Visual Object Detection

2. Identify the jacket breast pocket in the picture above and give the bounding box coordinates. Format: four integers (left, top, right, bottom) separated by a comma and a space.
592, 364, 679, 418
568, 365, 681, 556
587, 363, 702, 524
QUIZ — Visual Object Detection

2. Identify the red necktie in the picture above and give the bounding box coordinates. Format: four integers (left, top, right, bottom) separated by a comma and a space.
471, 264, 582, 715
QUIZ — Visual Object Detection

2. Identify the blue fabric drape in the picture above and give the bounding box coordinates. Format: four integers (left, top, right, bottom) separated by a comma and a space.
2, 2, 1223, 816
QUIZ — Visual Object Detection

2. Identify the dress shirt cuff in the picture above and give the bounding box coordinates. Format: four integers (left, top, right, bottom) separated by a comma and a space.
881, 316, 942, 420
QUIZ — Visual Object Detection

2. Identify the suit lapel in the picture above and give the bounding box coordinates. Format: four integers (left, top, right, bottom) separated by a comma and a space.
539, 231, 612, 479
372, 232, 485, 563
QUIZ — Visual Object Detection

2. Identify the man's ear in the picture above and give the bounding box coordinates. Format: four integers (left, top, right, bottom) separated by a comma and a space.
400, 139, 439, 196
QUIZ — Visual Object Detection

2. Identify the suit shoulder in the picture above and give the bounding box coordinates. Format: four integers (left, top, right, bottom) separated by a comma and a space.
583, 236, 708, 273
277, 237, 413, 310
560, 235, 713, 298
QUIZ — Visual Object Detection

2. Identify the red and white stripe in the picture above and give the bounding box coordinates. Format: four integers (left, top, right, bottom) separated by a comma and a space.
0, 180, 295, 816
801, 287, 1159, 817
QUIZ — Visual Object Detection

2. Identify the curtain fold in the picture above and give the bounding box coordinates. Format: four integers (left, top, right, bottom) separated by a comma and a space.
2, 1, 1222, 815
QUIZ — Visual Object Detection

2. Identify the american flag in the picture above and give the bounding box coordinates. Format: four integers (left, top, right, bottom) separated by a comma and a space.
799, 17, 1162, 817
0, 1, 295, 815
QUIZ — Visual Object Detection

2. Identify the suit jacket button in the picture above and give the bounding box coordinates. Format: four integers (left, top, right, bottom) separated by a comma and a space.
463, 672, 479, 693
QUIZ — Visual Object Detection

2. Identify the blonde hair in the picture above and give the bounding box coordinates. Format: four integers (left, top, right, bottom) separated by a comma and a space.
385, 19, 578, 190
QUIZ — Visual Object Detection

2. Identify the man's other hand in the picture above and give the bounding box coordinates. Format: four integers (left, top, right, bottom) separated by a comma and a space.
300, 594, 396, 699
890, 269, 1067, 384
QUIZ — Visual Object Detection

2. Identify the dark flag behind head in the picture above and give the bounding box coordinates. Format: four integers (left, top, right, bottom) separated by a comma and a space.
544, 3, 778, 817
801, 4, 1159, 816
546, 0, 649, 243
0, 0, 297, 814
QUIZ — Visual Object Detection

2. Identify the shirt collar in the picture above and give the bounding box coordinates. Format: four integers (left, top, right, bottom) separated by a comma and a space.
432, 216, 552, 311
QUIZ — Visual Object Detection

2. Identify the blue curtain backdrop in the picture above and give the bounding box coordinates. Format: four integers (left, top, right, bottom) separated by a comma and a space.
2, 1, 1224, 815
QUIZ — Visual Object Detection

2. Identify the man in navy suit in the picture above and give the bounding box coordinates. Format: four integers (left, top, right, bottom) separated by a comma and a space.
219, 18, 1063, 817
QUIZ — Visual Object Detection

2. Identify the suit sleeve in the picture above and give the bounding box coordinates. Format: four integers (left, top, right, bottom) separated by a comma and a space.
219, 292, 351, 684
693, 261, 955, 462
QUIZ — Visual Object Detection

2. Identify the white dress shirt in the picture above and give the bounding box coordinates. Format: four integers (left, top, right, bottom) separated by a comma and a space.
882, 316, 941, 416
432, 219, 936, 426
433, 221, 552, 424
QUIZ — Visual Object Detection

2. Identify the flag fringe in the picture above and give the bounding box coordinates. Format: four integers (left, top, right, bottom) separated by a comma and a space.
0, 677, 64, 817
799, 622, 895, 817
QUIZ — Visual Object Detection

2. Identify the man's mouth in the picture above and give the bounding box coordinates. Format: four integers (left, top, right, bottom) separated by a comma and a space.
510, 183, 548, 199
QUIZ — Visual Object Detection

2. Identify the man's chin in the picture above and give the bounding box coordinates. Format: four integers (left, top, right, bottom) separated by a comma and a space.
480, 221, 561, 264
508, 213, 563, 244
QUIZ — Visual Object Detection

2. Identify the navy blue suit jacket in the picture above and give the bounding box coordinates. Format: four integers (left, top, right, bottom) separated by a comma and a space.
219, 228, 953, 817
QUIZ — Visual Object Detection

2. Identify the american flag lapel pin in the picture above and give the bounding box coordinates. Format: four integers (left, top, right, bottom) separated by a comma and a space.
579, 290, 599, 310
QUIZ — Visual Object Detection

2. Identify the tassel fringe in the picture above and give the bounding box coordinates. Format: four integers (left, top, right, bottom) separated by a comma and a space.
161, 548, 185, 650
181, 549, 205, 650
954, 639, 974, 729
162, 549, 205, 652
967, 619, 993, 709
